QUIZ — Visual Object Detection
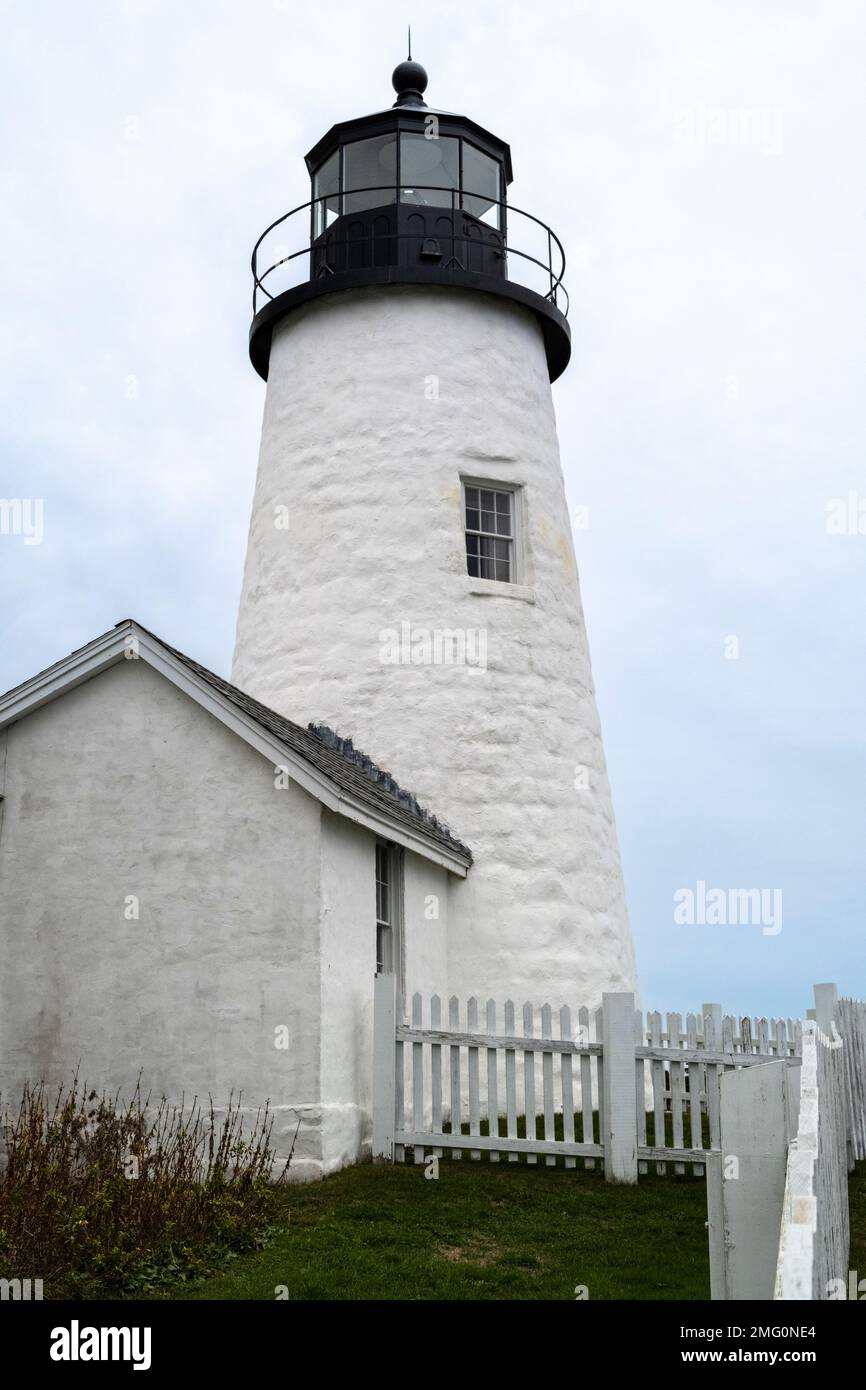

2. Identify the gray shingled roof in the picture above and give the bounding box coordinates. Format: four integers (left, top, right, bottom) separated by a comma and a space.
137, 625, 473, 864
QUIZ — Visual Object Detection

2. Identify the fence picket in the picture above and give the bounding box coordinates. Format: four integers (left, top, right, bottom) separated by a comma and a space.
579, 1005, 595, 1168
669, 1011, 685, 1175
541, 1003, 556, 1167
412, 992, 424, 1165
636, 1009, 648, 1176
704, 1011, 721, 1151
468, 997, 481, 1161
740, 1015, 753, 1056
524, 1003, 537, 1165
786, 1018, 797, 1057
431, 994, 443, 1159
686, 1013, 703, 1175
650, 1011, 667, 1174
561, 1004, 576, 1170
449, 995, 462, 1160
487, 999, 500, 1162
505, 999, 518, 1163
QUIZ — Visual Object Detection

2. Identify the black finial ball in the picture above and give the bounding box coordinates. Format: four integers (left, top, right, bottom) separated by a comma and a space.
392, 58, 428, 99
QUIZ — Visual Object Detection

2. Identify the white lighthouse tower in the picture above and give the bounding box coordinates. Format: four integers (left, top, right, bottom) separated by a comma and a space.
233, 55, 638, 1009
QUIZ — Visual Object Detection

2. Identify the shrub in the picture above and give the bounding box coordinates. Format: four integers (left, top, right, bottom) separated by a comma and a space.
0, 1075, 289, 1297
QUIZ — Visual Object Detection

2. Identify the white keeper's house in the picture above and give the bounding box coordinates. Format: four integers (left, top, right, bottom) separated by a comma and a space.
0, 56, 637, 1179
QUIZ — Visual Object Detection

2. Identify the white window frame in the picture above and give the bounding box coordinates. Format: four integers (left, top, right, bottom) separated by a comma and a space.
375, 841, 405, 1007
460, 476, 534, 601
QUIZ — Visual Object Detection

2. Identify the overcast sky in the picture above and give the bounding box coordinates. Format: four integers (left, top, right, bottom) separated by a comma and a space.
1, 0, 864, 1017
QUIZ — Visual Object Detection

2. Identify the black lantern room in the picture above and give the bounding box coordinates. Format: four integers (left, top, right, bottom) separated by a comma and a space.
249, 57, 570, 381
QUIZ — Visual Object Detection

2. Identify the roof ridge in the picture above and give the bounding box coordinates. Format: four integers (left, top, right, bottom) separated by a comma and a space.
307, 723, 466, 851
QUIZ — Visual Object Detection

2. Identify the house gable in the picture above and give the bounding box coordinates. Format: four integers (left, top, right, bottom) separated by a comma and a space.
0, 620, 471, 877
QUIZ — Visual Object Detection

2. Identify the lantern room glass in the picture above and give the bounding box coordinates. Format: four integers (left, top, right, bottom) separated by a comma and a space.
343, 134, 396, 214
311, 133, 505, 234
399, 133, 460, 208
462, 141, 502, 226
312, 150, 340, 236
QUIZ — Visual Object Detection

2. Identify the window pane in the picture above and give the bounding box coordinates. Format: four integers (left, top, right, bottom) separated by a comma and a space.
344, 136, 397, 213
462, 142, 501, 226
400, 133, 459, 207
376, 845, 390, 926
479, 489, 495, 511
479, 536, 495, 579
376, 923, 393, 975
313, 151, 340, 237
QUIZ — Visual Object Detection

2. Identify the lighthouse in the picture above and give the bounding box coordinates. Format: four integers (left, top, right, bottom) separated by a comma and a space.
232, 55, 638, 1010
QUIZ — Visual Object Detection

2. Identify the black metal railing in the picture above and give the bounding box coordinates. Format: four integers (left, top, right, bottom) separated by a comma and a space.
251, 185, 569, 319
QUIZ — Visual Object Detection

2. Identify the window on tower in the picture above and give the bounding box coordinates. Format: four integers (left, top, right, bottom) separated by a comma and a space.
464, 483, 515, 583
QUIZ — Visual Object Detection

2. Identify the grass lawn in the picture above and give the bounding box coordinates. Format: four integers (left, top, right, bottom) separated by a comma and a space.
157, 1160, 711, 1301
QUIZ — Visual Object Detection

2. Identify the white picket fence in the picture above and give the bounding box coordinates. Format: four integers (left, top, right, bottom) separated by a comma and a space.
837, 994, 866, 1163
371, 976, 806, 1179
374, 982, 605, 1168
704, 985, 866, 1301
636, 1005, 802, 1178
774, 1019, 850, 1300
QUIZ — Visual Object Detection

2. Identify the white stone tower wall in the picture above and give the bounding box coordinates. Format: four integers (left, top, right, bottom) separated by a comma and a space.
233, 285, 637, 1010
